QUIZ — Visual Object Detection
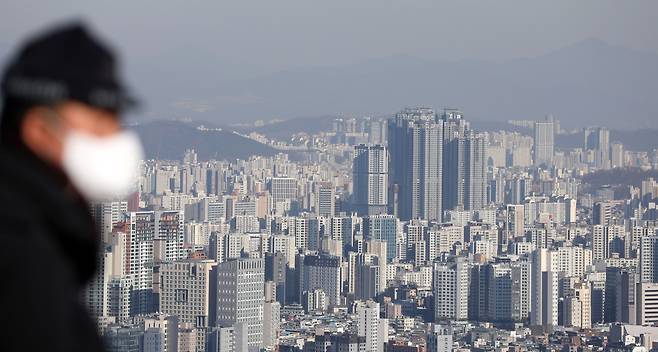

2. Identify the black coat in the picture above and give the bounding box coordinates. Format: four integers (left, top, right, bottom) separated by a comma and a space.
0, 147, 104, 351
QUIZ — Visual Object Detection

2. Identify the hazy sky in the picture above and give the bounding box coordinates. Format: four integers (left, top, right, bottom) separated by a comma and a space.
1, 1, 657, 123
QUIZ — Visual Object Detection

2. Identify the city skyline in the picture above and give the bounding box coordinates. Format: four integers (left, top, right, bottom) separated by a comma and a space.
82, 103, 658, 351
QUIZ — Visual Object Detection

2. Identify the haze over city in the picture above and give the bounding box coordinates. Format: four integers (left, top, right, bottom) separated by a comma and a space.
1, 1, 657, 128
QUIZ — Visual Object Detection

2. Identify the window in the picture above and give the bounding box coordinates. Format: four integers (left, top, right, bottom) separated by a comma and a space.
175, 289, 189, 303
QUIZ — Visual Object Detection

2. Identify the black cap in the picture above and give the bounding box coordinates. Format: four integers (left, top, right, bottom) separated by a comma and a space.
1, 22, 137, 113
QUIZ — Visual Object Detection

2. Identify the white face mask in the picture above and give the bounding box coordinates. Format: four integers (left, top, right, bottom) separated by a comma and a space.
61, 129, 143, 201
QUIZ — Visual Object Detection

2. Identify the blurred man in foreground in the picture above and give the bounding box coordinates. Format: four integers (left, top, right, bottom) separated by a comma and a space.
0, 23, 142, 351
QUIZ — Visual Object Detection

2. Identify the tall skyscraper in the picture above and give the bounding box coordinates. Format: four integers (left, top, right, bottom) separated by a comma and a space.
128, 210, 185, 315
216, 257, 265, 351
511, 260, 532, 322
464, 131, 488, 210
433, 257, 470, 321
604, 266, 637, 324
487, 263, 514, 323
314, 182, 335, 218
363, 214, 398, 261
388, 107, 443, 221
92, 200, 128, 241
640, 235, 658, 283
611, 142, 625, 168
356, 300, 388, 352
593, 201, 615, 225
592, 225, 624, 263
563, 281, 591, 329
388, 107, 486, 219
636, 283, 658, 325
264, 252, 288, 305
289, 215, 321, 252
441, 109, 469, 212
353, 144, 388, 216
300, 253, 342, 307
441, 109, 487, 211
530, 248, 559, 331
262, 301, 280, 349
506, 204, 525, 239
506, 176, 528, 205
159, 259, 216, 350
108, 276, 133, 324
330, 214, 361, 253
354, 241, 387, 300
533, 119, 554, 167
268, 234, 297, 268
84, 243, 120, 320
267, 177, 297, 214
585, 127, 611, 169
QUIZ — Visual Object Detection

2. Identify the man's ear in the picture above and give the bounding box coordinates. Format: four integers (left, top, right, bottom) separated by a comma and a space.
20, 107, 65, 167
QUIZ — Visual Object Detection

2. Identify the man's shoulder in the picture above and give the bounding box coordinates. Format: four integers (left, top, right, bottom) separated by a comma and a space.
0, 159, 48, 237
0, 148, 61, 224
0, 149, 34, 200
0, 174, 39, 226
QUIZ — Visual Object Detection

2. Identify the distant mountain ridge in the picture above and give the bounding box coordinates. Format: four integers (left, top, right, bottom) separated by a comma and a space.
166, 38, 658, 129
